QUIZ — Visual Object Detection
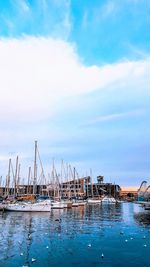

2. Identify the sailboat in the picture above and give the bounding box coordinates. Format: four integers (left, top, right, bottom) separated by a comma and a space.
101, 195, 116, 204
87, 198, 101, 204
4, 141, 52, 212
87, 170, 101, 204
50, 160, 66, 209
101, 184, 117, 204
4, 199, 52, 212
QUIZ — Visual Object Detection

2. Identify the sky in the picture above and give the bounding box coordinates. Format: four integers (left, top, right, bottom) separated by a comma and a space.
0, 0, 150, 187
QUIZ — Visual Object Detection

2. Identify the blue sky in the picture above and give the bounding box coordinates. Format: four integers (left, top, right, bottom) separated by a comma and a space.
0, 0, 150, 187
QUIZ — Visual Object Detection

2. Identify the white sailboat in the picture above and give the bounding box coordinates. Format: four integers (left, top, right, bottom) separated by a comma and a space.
4, 199, 52, 212
101, 195, 116, 204
77, 200, 87, 206
50, 161, 66, 209
51, 201, 65, 209
4, 141, 52, 212
87, 170, 101, 204
87, 198, 101, 204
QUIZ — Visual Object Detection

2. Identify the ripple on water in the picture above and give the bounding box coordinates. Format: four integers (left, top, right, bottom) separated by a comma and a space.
0, 203, 150, 267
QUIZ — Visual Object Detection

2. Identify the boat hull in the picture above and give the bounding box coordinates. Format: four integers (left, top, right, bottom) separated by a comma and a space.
51, 202, 65, 209
87, 199, 101, 204
77, 202, 87, 206
101, 196, 116, 204
4, 203, 51, 212
72, 202, 79, 207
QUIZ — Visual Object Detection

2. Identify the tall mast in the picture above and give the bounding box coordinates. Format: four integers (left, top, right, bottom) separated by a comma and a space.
90, 169, 94, 198
27, 167, 31, 195
52, 158, 55, 198
86, 173, 89, 198
73, 167, 76, 198
6, 158, 11, 196
14, 156, 18, 196
16, 163, 21, 195
33, 140, 37, 195
60, 160, 63, 198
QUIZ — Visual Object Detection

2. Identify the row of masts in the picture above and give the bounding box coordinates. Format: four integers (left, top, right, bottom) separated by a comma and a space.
0, 141, 93, 198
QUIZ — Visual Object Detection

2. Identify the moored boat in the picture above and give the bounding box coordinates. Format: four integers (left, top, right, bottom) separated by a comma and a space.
4, 200, 51, 212
101, 195, 116, 204
51, 201, 65, 209
0, 204, 6, 211
61, 200, 72, 208
77, 201, 87, 206
87, 198, 101, 204
72, 201, 79, 207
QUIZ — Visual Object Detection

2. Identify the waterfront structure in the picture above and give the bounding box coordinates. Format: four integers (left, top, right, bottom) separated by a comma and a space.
0, 142, 121, 200
0, 175, 121, 199
86, 176, 121, 199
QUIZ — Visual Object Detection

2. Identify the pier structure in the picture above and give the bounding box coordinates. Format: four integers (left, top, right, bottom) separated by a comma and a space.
85, 176, 121, 199
0, 175, 121, 199
0, 141, 122, 200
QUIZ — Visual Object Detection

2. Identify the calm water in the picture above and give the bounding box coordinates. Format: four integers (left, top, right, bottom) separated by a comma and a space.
0, 203, 150, 267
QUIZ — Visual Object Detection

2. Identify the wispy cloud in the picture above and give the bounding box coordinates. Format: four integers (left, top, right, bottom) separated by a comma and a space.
85, 110, 146, 126
102, 0, 117, 17
17, 0, 30, 13
0, 0, 71, 38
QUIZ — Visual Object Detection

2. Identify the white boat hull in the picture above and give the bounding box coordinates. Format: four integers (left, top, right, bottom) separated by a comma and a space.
77, 201, 87, 206
51, 202, 65, 209
61, 201, 72, 208
101, 196, 116, 204
87, 199, 101, 204
4, 203, 51, 212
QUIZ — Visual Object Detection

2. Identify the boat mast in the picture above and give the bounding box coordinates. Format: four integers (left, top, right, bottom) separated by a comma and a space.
16, 163, 21, 195
86, 173, 89, 198
90, 169, 94, 198
33, 140, 37, 195
7, 158, 11, 196
52, 158, 55, 198
27, 167, 31, 195
60, 160, 63, 199
73, 167, 76, 198
66, 163, 70, 199
14, 156, 19, 196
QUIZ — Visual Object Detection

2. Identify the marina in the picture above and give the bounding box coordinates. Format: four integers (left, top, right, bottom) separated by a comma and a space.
0, 141, 122, 212
0, 142, 149, 267
0, 1, 149, 267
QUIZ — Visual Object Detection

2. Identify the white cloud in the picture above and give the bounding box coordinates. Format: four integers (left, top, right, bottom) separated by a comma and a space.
0, 36, 150, 123
86, 110, 146, 125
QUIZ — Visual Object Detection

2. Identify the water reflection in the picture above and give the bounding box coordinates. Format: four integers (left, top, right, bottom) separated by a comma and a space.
0, 203, 150, 267
134, 211, 150, 227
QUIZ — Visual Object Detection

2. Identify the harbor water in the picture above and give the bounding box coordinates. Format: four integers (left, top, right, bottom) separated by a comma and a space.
0, 203, 150, 267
